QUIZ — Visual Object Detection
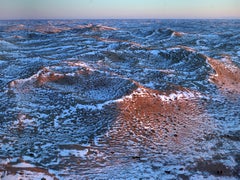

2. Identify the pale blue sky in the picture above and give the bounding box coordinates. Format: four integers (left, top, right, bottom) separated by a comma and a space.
0, 0, 239, 19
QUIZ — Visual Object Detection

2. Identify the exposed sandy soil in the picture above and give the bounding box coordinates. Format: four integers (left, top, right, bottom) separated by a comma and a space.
207, 56, 240, 93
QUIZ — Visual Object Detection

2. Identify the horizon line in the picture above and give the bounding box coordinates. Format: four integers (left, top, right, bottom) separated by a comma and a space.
0, 17, 239, 21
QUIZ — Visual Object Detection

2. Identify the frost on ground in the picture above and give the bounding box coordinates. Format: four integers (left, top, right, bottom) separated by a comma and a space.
0, 19, 240, 179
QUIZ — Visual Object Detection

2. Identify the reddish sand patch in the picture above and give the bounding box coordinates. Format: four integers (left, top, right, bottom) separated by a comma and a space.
9, 67, 65, 92
172, 31, 184, 37
207, 57, 240, 93
103, 86, 210, 153
0, 159, 57, 180
35, 68, 65, 86
35, 25, 70, 34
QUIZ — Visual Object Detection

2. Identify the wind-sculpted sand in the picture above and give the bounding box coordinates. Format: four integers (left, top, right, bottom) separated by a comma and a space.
106, 86, 209, 151
0, 19, 239, 179
207, 56, 240, 93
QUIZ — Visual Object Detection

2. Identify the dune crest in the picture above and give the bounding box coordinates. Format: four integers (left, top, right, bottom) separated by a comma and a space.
102, 86, 211, 153
207, 56, 240, 93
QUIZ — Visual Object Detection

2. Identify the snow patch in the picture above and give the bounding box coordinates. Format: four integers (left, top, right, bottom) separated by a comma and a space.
59, 149, 88, 158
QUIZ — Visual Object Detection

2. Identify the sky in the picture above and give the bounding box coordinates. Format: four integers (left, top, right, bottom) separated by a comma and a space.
0, 0, 239, 19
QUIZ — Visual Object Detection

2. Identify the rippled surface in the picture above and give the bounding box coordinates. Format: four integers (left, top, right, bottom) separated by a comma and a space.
0, 19, 240, 179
